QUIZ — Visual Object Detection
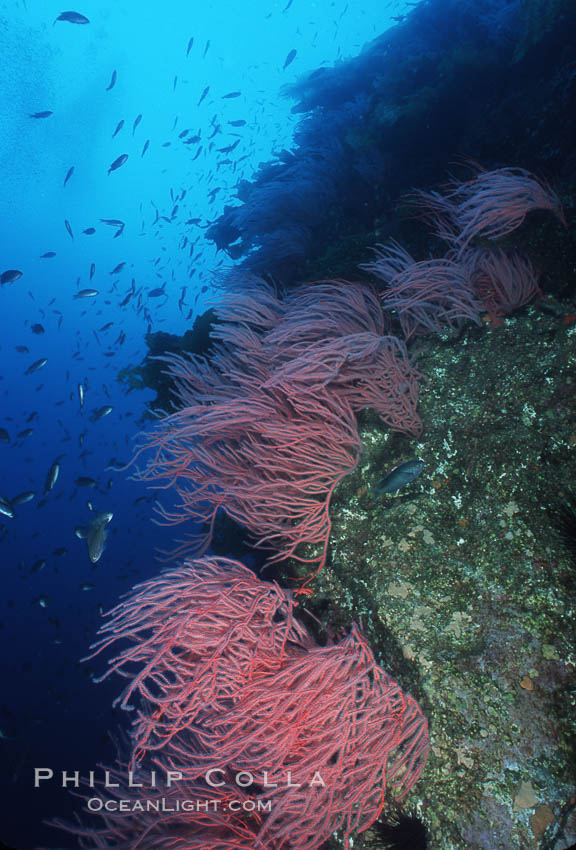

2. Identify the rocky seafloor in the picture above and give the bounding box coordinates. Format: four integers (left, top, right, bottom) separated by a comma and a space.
310, 301, 576, 849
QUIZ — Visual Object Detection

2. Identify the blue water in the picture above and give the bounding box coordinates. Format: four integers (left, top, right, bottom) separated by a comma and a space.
0, 0, 416, 845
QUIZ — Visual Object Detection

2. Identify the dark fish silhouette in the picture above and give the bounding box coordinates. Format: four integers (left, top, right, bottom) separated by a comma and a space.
112, 119, 124, 138
186, 36, 194, 56
110, 262, 126, 274
148, 286, 166, 297
44, 461, 60, 495
25, 358, 48, 375
229, 119, 246, 127
31, 323, 45, 334
63, 166, 74, 186
283, 48, 297, 69
141, 139, 150, 157
132, 114, 142, 135
198, 86, 210, 106
40, 252, 56, 258
75, 476, 97, 487
108, 154, 128, 175
222, 91, 241, 99
82, 227, 96, 235
54, 10, 90, 24
106, 70, 117, 91
203, 39, 210, 57
64, 219, 74, 239
371, 459, 424, 497
89, 263, 95, 280
12, 491, 35, 506
217, 139, 240, 154
30, 111, 53, 118
173, 76, 178, 91
1, 269, 22, 285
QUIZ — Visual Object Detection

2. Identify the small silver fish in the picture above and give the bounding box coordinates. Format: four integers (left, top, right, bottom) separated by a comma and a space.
25, 358, 48, 375
44, 461, 60, 494
11, 491, 35, 506
90, 405, 113, 421
74, 289, 99, 298
86, 511, 113, 563
0, 497, 14, 519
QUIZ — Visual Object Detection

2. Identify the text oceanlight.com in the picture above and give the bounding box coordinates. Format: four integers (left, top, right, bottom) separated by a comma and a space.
85, 797, 273, 814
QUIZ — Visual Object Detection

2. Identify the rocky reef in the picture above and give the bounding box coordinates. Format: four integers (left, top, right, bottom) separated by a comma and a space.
314, 302, 576, 848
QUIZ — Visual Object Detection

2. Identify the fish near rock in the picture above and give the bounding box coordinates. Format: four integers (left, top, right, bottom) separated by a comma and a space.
371, 459, 424, 497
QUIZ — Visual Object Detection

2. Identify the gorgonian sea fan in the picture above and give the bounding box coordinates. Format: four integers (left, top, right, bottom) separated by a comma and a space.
84, 557, 313, 761
465, 247, 542, 319
207, 624, 429, 850
409, 165, 566, 254
137, 384, 364, 571
76, 558, 428, 850
136, 278, 423, 571
361, 241, 483, 339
